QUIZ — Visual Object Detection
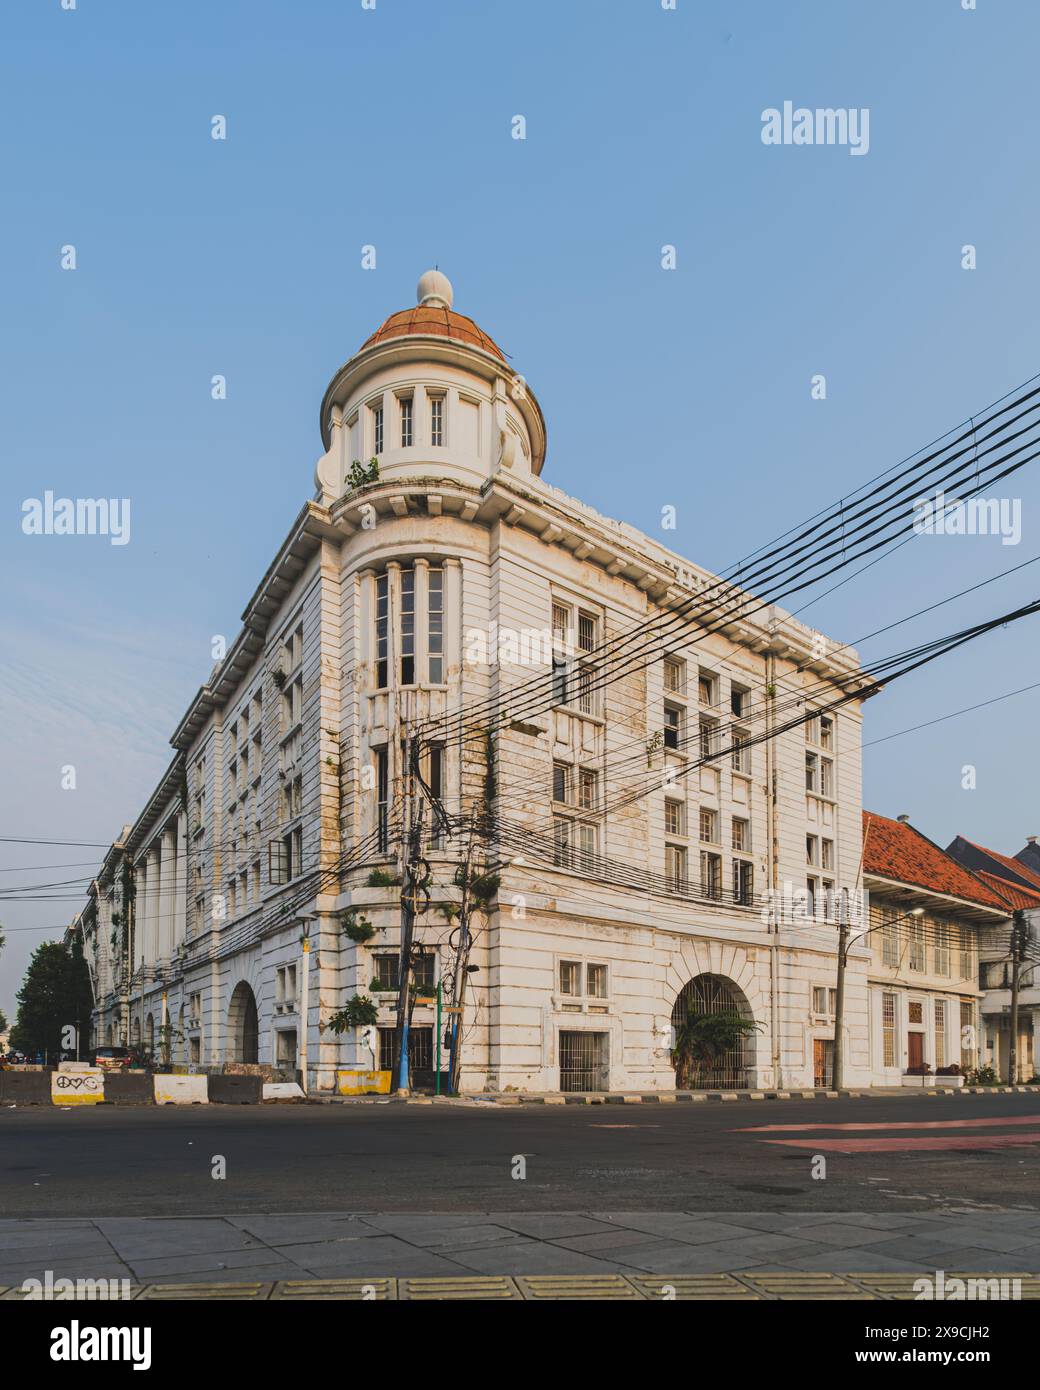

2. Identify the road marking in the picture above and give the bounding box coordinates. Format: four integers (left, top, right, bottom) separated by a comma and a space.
764, 1133, 1040, 1152
737, 1115, 1040, 1133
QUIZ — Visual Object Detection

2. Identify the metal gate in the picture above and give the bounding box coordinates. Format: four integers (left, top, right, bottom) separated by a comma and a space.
670, 974, 751, 1089
559, 1031, 608, 1092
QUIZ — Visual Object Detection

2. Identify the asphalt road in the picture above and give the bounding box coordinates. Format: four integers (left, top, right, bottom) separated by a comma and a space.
4, 1091, 1040, 1219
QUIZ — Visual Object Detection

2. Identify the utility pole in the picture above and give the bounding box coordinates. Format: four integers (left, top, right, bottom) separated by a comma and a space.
394, 711, 427, 1094
1008, 909, 1025, 1085
832, 897, 849, 1092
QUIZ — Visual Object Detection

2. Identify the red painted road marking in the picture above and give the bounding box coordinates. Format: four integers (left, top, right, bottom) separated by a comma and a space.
737, 1115, 1040, 1133
763, 1133, 1040, 1152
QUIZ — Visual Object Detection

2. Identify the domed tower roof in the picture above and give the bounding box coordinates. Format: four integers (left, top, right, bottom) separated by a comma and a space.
358, 270, 507, 362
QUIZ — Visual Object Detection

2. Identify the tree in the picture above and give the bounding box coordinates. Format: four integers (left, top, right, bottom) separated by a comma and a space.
671, 1009, 762, 1089
9, 939, 93, 1060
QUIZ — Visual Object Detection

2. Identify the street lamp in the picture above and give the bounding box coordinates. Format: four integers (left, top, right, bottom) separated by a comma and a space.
832, 905, 924, 1091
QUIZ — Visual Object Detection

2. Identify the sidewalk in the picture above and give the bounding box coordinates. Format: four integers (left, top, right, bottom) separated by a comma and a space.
323, 1085, 1038, 1106
5, 1209, 1040, 1294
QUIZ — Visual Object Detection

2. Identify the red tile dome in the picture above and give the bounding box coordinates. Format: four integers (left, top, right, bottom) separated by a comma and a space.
359, 303, 507, 362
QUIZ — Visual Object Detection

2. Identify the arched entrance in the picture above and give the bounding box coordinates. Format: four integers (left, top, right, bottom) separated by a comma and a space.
145, 1014, 155, 1057
671, 974, 753, 1089
228, 981, 259, 1064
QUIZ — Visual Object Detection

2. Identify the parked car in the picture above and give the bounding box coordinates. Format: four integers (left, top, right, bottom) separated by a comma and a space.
94, 1045, 149, 1071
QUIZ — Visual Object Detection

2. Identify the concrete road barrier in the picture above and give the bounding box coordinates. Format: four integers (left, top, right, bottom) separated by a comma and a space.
263, 1082, 306, 1102
154, 1074, 208, 1105
51, 1067, 105, 1105
0, 1069, 53, 1104
208, 1074, 262, 1104
103, 1072, 155, 1105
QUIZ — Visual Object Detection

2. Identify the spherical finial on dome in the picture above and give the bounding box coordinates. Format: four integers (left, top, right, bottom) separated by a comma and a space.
417, 268, 453, 310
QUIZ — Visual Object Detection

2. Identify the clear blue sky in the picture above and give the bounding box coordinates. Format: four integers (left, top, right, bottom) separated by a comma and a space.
2, 0, 1039, 1017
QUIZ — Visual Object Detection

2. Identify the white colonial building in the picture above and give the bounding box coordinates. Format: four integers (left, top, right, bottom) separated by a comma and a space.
76, 270, 876, 1093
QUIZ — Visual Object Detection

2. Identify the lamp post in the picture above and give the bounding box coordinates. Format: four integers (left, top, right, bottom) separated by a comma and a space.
833, 904, 924, 1091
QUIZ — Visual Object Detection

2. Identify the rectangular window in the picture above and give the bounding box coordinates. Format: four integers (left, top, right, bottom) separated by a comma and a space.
427, 567, 443, 682
376, 749, 388, 854
552, 655, 570, 707
699, 717, 718, 760
935, 999, 946, 1069
700, 851, 722, 900
882, 992, 897, 1067
909, 920, 926, 972
373, 403, 384, 456
560, 961, 582, 996
553, 818, 572, 869
730, 684, 748, 717
731, 728, 750, 774
882, 911, 899, 966
663, 657, 684, 693
819, 714, 834, 750
664, 798, 685, 837
699, 807, 717, 843
578, 768, 597, 811
664, 704, 682, 750
934, 922, 950, 976
812, 986, 828, 1014
400, 565, 415, 684
586, 963, 607, 999
576, 822, 596, 872
430, 396, 444, 447
805, 752, 819, 792
820, 757, 834, 798
731, 817, 749, 852
821, 838, 834, 871
578, 612, 596, 653
373, 955, 399, 991
400, 395, 413, 447
553, 762, 571, 804
375, 573, 389, 689
665, 844, 688, 893
732, 858, 753, 905
427, 745, 444, 849
576, 662, 596, 715
807, 835, 819, 866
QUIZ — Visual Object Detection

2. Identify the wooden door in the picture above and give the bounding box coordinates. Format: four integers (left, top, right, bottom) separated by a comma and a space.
908, 1032, 924, 1069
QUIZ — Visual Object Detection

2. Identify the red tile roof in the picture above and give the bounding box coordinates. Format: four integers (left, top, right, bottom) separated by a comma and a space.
863, 811, 1010, 911
961, 838, 1040, 893
360, 306, 506, 361
975, 870, 1040, 910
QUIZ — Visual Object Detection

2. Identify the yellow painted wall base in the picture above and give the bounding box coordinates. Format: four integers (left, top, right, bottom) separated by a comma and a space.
336, 1069, 391, 1096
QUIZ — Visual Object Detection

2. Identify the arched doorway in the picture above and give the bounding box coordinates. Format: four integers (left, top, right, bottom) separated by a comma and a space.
145, 1014, 155, 1057
228, 981, 259, 1064
131, 1016, 141, 1049
671, 974, 753, 1089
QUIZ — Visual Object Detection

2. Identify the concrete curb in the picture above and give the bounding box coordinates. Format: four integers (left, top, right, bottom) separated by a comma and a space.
3, 1271, 1037, 1301
322, 1085, 1038, 1106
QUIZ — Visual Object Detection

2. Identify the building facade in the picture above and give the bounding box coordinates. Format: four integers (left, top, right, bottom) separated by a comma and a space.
945, 835, 1040, 1082
75, 270, 876, 1093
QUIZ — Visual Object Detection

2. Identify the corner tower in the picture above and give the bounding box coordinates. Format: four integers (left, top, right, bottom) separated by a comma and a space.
315, 270, 547, 502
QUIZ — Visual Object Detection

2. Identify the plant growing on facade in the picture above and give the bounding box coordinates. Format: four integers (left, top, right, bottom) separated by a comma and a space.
366, 868, 401, 888
347, 457, 380, 491
337, 907, 376, 944
670, 1009, 762, 1090
325, 994, 378, 1033
272, 666, 287, 690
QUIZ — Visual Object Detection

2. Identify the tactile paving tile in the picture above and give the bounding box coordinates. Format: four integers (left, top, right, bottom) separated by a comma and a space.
850, 1272, 1040, 1301
737, 1272, 876, 1300
516, 1275, 646, 1300
1, 1283, 142, 1301
272, 1278, 395, 1300
400, 1276, 521, 1300
630, 1274, 762, 1300
137, 1281, 274, 1300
